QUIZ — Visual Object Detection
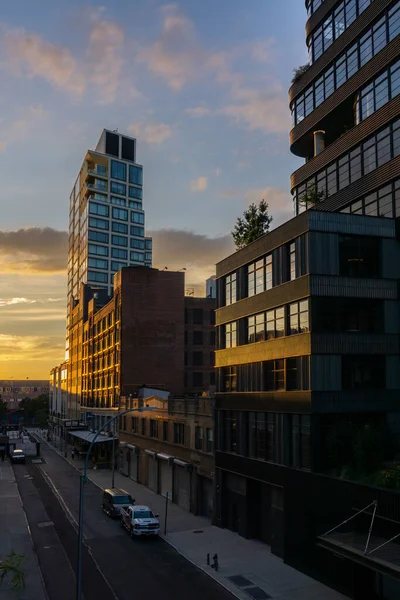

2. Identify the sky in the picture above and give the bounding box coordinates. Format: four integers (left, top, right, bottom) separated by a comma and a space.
0, 0, 308, 379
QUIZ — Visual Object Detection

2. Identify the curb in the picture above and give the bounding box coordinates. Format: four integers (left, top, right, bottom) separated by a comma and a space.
36, 434, 241, 599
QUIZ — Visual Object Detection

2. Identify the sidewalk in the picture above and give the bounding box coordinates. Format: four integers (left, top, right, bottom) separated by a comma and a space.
39, 432, 348, 600
0, 462, 47, 600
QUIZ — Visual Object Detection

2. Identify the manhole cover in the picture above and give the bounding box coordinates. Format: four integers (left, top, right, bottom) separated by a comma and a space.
37, 521, 54, 529
228, 575, 253, 587
192, 530, 204, 534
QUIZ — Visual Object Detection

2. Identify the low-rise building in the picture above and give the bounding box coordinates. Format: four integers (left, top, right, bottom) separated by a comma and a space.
0, 380, 49, 401
118, 393, 214, 518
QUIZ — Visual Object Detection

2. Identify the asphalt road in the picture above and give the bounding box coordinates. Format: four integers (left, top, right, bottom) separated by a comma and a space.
14, 443, 233, 600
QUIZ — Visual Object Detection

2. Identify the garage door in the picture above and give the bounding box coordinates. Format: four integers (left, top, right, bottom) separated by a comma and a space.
129, 447, 138, 482
199, 476, 213, 518
173, 464, 191, 511
159, 458, 173, 498
119, 447, 129, 476
147, 455, 157, 492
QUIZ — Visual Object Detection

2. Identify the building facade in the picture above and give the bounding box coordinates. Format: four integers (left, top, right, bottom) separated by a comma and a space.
118, 394, 214, 518
184, 296, 216, 395
0, 381, 49, 401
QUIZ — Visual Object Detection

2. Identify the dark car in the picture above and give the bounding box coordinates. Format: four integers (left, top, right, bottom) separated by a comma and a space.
102, 488, 135, 518
10, 449, 26, 464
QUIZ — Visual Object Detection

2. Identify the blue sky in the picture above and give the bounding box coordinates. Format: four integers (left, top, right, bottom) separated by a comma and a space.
0, 0, 308, 377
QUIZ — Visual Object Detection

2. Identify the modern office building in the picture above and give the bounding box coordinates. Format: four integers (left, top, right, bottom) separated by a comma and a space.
67, 129, 152, 335
214, 2, 400, 597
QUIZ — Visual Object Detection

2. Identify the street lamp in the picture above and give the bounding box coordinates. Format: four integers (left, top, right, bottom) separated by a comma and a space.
76, 405, 155, 600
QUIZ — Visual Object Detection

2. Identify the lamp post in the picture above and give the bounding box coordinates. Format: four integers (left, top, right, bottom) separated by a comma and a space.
76, 405, 155, 600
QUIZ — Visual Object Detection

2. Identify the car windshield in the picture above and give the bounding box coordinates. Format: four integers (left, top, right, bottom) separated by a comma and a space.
114, 495, 133, 504
13, 450, 24, 454
134, 510, 153, 519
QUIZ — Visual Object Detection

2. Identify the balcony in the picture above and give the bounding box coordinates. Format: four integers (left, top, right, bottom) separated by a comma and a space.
86, 167, 108, 180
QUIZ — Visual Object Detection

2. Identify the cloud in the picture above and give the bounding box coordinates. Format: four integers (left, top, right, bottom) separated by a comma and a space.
0, 333, 64, 362
190, 176, 208, 192
251, 40, 274, 63
221, 85, 291, 134
244, 187, 294, 227
149, 228, 234, 294
185, 106, 212, 118
0, 227, 67, 273
3, 28, 85, 95
128, 122, 172, 145
0, 142, 6, 151
0, 297, 36, 307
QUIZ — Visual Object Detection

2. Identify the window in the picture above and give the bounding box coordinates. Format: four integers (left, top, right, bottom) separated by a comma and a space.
289, 242, 296, 280
248, 313, 265, 343
111, 235, 128, 247
266, 359, 285, 391
129, 186, 143, 199
129, 165, 143, 185
111, 160, 127, 181
131, 238, 145, 250
132, 417, 139, 433
129, 200, 142, 209
162, 421, 168, 441
88, 257, 108, 270
89, 243, 109, 257
131, 211, 144, 224
289, 300, 309, 335
224, 411, 238, 453
193, 331, 203, 345
145, 239, 152, 250
290, 415, 311, 469
88, 230, 109, 244
141, 419, 146, 435
222, 366, 237, 392
111, 261, 126, 272
89, 217, 109, 230
248, 412, 266, 460
88, 271, 108, 283
174, 423, 185, 444
225, 273, 237, 305
193, 309, 203, 324
130, 225, 144, 237
111, 248, 127, 260
110, 181, 126, 196
210, 330, 216, 345
342, 355, 385, 389
225, 322, 237, 348
112, 221, 128, 234
193, 352, 203, 366
247, 255, 272, 297
267, 307, 285, 339
89, 201, 109, 217
130, 251, 144, 262
339, 236, 380, 277
150, 419, 158, 438
112, 207, 128, 221
110, 196, 126, 207
292, 3, 398, 126
195, 427, 203, 450
145, 252, 152, 261
206, 428, 213, 453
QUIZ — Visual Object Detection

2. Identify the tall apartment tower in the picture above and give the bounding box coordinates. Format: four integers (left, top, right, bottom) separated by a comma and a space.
67, 129, 152, 320
290, 0, 400, 215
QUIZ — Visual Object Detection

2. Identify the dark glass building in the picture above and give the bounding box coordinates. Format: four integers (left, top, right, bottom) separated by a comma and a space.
214, 2, 400, 597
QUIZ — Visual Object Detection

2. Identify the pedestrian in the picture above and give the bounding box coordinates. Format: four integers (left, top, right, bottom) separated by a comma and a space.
71, 448, 75, 460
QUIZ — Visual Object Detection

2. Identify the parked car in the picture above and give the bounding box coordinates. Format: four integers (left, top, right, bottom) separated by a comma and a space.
10, 449, 26, 464
120, 505, 160, 538
101, 488, 135, 518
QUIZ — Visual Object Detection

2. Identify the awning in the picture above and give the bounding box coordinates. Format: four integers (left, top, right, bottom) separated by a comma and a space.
145, 449, 156, 458
174, 458, 191, 468
127, 444, 136, 450
69, 431, 114, 444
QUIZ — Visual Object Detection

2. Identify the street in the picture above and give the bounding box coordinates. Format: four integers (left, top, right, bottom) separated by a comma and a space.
13, 442, 234, 600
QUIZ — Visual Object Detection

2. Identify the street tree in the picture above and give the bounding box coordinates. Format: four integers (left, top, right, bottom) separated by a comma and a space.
232, 200, 273, 250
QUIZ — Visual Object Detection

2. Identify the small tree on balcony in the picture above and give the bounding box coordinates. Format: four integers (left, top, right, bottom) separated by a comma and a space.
232, 200, 273, 250
292, 64, 310, 84
297, 184, 326, 209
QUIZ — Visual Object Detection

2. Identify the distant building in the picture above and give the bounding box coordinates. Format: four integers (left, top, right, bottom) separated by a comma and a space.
205, 275, 216, 298
0, 381, 49, 401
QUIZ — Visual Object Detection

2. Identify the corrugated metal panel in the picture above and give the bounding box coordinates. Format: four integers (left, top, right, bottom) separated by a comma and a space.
215, 276, 311, 326
309, 275, 398, 298
215, 334, 311, 367
308, 211, 396, 237
311, 333, 399, 354
386, 355, 400, 389
312, 390, 399, 413
307, 157, 400, 212
290, 0, 394, 102
384, 300, 400, 333
309, 232, 338, 275
310, 355, 341, 391
292, 94, 400, 187
381, 239, 400, 278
